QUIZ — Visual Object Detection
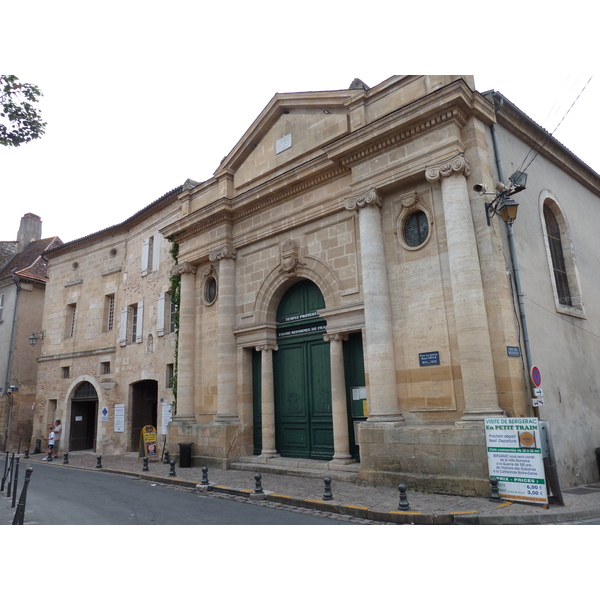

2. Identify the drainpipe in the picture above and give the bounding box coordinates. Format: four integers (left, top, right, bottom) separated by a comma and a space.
490, 93, 536, 417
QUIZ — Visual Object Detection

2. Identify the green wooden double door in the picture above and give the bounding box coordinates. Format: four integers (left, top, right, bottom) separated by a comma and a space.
253, 280, 365, 460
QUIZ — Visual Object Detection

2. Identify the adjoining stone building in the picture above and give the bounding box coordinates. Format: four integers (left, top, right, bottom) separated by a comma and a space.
31, 189, 181, 456
0, 213, 61, 451
32, 75, 600, 495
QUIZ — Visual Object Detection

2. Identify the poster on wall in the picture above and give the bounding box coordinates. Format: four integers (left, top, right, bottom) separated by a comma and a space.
485, 417, 548, 506
161, 402, 173, 435
114, 404, 125, 432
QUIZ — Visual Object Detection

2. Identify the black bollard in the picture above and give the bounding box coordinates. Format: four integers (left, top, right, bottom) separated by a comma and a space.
47, 452, 52, 462
398, 483, 410, 511
95, 455, 102, 469
1, 451, 10, 492
63, 452, 69, 465
24, 448, 29, 459
11, 457, 20, 508
143, 457, 149, 471
6, 454, 15, 498
323, 476, 334, 501
169, 460, 176, 477
201, 466, 209, 485
163, 450, 170, 465
12, 467, 33, 525
253, 473, 263, 494
489, 477, 502, 502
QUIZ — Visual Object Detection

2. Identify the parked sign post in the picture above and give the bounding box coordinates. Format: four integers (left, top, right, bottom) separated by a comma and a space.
485, 417, 548, 506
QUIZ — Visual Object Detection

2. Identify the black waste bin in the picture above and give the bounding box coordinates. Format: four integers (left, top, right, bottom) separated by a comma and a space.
178, 443, 193, 468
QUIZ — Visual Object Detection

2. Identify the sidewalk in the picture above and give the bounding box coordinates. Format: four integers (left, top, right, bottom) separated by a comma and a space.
21, 451, 600, 524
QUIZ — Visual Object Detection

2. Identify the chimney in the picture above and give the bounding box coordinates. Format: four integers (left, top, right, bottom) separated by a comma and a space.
17, 213, 42, 251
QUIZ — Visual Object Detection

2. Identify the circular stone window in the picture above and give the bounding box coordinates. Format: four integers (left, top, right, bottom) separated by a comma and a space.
204, 276, 218, 305
403, 210, 430, 248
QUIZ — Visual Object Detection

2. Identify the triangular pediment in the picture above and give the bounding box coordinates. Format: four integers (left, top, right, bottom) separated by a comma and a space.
214, 88, 367, 189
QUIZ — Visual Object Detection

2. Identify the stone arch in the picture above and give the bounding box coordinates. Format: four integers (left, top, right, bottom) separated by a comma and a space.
65, 377, 101, 452
253, 256, 343, 323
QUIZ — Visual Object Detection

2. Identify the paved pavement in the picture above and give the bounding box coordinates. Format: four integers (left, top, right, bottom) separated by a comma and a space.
13, 451, 600, 524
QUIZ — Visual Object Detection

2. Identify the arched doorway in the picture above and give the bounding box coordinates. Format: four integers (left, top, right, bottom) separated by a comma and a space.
274, 280, 333, 460
69, 382, 98, 451
130, 380, 158, 451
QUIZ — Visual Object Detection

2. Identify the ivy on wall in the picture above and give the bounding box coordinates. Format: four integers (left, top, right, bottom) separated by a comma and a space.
168, 238, 180, 415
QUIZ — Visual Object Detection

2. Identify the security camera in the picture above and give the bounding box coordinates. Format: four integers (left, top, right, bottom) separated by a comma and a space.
473, 183, 488, 194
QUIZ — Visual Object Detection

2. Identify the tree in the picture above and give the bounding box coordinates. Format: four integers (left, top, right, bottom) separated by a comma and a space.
1, 75, 46, 147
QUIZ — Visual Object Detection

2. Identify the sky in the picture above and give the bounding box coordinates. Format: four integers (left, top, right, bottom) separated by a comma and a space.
1, 3, 598, 246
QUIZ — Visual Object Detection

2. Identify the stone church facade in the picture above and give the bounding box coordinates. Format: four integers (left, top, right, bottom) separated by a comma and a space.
31, 75, 600, 495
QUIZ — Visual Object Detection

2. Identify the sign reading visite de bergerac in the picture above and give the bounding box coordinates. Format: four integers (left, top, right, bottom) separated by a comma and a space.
485, 417, 548, 506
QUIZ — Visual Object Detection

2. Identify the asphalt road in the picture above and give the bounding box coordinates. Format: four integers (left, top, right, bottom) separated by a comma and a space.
1, 460, 355, 525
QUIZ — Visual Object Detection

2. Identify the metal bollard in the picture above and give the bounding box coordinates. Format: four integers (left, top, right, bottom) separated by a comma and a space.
63, 452, 69, 465
163, 450, 170, 465
253, 473, 263, 494
201, 466, 209, 485
1, 451, 10, 491
398, 483, 410, 510
12, 467, 33, 525
169, 460, 176, 477
6, 454, 15, 497
323, 476, 334, 501
47, 452, 53, 462
95, 455, 102, 469
24, 448, 29, 459
143, 457, 149, 471
489, 477, 502, 502
11, 457, 20, 508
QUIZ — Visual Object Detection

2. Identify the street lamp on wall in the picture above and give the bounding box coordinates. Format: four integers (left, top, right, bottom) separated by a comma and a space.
28, 330, 45, 346
474, 171, 527, 225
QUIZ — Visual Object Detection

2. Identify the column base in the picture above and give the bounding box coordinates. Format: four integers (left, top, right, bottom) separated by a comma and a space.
367, 412, 405, 423
213, 413, 240, 423
457, 409, 505, 426
172, 414, 196, 424
329, 455, 355, 467
257, 451, 280, 462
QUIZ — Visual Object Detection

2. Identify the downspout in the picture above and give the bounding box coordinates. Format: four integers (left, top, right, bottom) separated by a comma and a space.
491, 92, 536, 416
3, 275, 21, 450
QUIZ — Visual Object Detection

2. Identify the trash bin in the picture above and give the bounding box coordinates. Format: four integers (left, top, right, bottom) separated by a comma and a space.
178, 443, 193, 468
34, 438, 42, 454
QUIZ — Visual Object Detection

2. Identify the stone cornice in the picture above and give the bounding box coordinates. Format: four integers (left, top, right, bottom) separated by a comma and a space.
38, 347, 116, 363
324, 79, 491, 167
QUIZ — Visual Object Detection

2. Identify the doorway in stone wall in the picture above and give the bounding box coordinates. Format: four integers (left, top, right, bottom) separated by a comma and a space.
130, 380, 158, 452
69, 382, 98, 452
273, 279, 333, 460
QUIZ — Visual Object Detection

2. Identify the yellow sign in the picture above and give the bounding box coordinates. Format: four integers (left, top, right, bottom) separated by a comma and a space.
140, 425, 158, 460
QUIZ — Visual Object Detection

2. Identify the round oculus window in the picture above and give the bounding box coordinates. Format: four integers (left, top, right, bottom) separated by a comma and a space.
204, 276, 217, 305
403, 210, 429, 248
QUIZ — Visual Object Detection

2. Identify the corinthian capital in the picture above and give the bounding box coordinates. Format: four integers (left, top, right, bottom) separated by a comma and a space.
174, 261, 197, 276
425, 154, 471, 182
344, 188, 382, 212
209, 246, 238, 261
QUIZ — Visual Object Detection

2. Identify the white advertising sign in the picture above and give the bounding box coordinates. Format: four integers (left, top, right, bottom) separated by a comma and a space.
161, 402, 173, 435
485, 417, 548, 505
114, 404, 125, 432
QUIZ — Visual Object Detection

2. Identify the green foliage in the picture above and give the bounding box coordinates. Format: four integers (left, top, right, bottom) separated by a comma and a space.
1, 75, 46, 147
167, 237, 181, 413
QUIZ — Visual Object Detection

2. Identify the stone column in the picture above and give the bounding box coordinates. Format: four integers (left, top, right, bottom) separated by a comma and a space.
256, 344, 279, 459
324, 333, 354, 464
209, 246, 239, 422
345, 189, 404, 422
174, 262, 197, 421
425, 155, 503, 420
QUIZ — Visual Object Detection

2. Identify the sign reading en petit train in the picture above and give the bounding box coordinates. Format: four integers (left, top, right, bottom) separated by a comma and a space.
485, 417, 548, 505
